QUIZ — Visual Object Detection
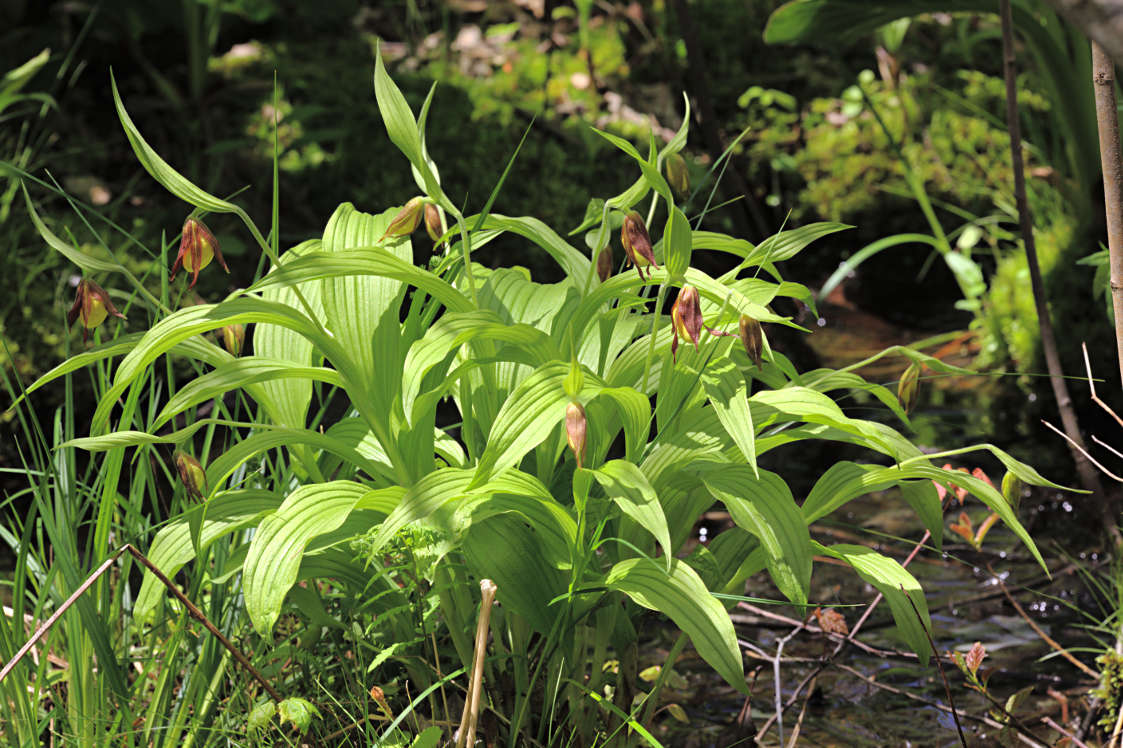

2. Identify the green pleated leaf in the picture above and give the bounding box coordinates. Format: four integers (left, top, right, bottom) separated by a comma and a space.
589, 460, 673, 569
749, 387, 899, 458
473, 214, 591, 283
91, 297, 348, 434
243, 481, 377, 634
804, 461, 1045, 571
204, 426, 396, 488
813, 541, 932, 664
112, 71, 262, 243
765, 0, 986, 45
802, 368, 911, 428
153, 357, 342, 430
373, 45, 444, 205
255, 239, 324, 430
367, 468, 474, 556
367, 468, 551, 558
401, 310, 558, 422
591, 385, 650, 464
900, 479, 944, 550
661, 205, 692, 281
472, 361, 573, 486
701, 357, 756, 476
701, 466, 811, 607
591, 128, 672, 206
455, 491, 577, 571
134, 490, 282, 622
462, 514, 569, 634
25, 187, 123, 274
18, 329, 234, 411
320, 203, 411, 420
606, 558, 745, 692
744, 222, 851, 265
249, 247, 471, 313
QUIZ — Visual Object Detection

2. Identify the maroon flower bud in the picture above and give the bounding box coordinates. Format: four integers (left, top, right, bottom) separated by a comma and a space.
565, 402, 587, 469
671, 285, 703, 362
172, 217, 228, 289
596, 245, 613, 282
620, 211, 658, 281
738, 315, 764, 368
380, 197, 425, 241
68, 279, 125, 342
174, 451, 207, 502
424, 202, 443, 243
671, 285, 731, 362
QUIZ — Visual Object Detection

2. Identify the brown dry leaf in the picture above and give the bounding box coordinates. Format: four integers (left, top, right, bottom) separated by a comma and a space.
814, 607, 849, 636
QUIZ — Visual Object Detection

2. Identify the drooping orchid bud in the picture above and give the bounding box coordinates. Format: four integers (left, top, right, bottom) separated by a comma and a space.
738, 315, 764, 368
596, 245, 613, 282
670, 285, 731, 362
897, 361, 921, 414
172, 217, 228, 289
380, 197, 425, 241
174, 451, 207, 502
221, 323, 246, 357
565, 402, 587, 469
68, 278, 125, 342
424, 202, 443, 243
665, 152, 689, 197
620, 211, 658, 281
671, 285, 703, 361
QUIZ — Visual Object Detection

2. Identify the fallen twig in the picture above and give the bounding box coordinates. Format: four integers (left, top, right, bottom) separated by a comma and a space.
0, 544, 284, 704
1042, 715, 1091, 748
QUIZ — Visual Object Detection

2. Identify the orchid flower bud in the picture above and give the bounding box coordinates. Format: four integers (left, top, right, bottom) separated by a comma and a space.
665, 152, 689, 197
221, 323, 246, 357
174, 451, 207, 502
424, 202, 443, 243
565, 402, 587, 469
738, 315, 764, 368
596, 245, 613, 282
172, 217, 228, 289
68, 279, 125, 342
380, 197, 425, 241
1001, 471, 1024, 512
620, 211, 658, 281
897, 362, 921, 414
671, 285, 703, 361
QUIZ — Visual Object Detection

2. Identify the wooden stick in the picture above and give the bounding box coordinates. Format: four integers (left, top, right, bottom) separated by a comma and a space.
456, 579, 497, 748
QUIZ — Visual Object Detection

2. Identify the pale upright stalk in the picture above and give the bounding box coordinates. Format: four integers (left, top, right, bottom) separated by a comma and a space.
999, 0, 1105, 502
1092, 42, 1123, 386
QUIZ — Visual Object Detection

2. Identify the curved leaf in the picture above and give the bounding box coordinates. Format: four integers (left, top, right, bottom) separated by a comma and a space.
589, 460, 673, 568
700, 466, 811, 607
813, 541, 932, 664
606, 558, 745, 692
243, 481, 379, 634
134, 490, 282, 622
154, 357, 342, 430
701, 357, 756, 475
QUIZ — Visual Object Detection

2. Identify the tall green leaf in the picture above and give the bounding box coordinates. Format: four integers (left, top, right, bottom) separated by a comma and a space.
606, 558, 746, 692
